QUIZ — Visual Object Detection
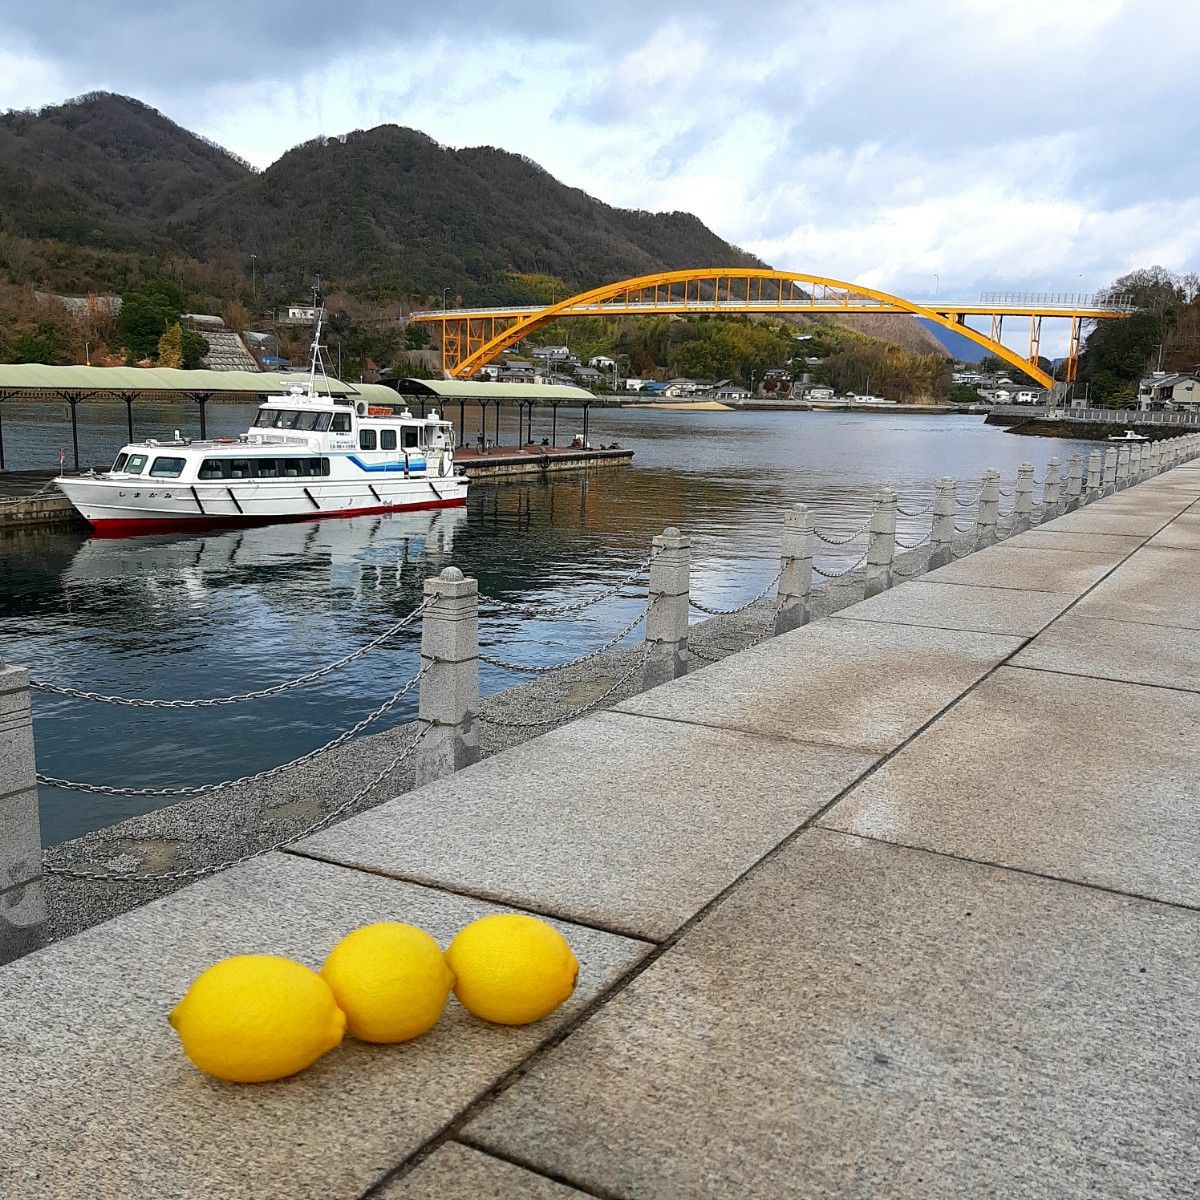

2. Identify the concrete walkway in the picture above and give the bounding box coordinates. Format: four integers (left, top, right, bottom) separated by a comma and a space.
2, 467, 1198, 1199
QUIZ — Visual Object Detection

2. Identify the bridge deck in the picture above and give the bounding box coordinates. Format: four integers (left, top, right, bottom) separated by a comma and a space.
2, 468, 1198, 1198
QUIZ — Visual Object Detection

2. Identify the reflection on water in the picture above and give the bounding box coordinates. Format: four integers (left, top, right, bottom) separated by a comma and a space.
2, 403, 1096, 845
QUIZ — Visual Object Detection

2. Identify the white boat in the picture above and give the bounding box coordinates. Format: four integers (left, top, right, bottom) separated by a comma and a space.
1107, 429, 1148, 442
55, 305, 467, 537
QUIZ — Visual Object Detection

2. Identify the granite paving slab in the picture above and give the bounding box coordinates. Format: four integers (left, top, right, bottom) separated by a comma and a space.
1072, 544, 1200, 629
1148, 511, 1200, 549
298, 710, 878, 941
823, 666, 1200, 907
464, 830, 1200, 1200
0, 853, 647, 1200
1000, 528, 1146, 554
920, 543, 1125, 592
1013, 613, 1200, 692
1034, 506, 1180, 536
831, 579, 1075, 636
615, 619, 1020, 754
382, 1143, 588, 1199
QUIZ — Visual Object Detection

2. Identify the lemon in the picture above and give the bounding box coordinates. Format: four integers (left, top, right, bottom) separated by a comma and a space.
320, 921, 454, 1044
168, 954, 345, 1083
446, 913, 579, 1026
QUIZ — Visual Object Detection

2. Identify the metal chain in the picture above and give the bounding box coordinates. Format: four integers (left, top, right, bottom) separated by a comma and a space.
894, 529, 931, 549
479, 604, 651, 674
477, 652, 646, 729
479, 558, 652, 617
689, 567, 783, 617
812, 551, 868, 579
891, 558, 927, 577
895, 499, 934, 518
955, 483, 983, 505
997, 486, 1015, 498
36, 665, 428, 797
813, 520, 870, 546
31, 600, 432, 708
951, 540, 980, 558
953, 519, 977, 533
43, 722, 432, 884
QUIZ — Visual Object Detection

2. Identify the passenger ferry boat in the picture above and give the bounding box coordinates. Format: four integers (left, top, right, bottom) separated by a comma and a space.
55, 309, 467, 536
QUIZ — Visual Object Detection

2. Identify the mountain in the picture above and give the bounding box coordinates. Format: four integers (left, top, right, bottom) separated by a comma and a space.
917, 318, 988, 362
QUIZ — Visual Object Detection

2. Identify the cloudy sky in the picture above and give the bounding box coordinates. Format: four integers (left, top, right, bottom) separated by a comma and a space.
2, 0, 1197, 308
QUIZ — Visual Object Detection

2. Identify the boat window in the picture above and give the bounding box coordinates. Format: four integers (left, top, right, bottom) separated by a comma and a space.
112, 452, 129, 472
253, 409, 275, 427
229, 459, 251, 479
149, 456, 186, 478
360, 429, 377, 450
198, 459, 227, 480
294, 411, 322, 431
331, 413, 352, 433
403, 427, 420, 449
380, 429, 397, 451
125, 454, 147, 475
254, 459, 279, 478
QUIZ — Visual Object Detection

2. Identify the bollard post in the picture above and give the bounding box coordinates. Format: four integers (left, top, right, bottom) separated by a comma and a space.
1116, 445, 1131, 490
0, 662, 47, 965
976, 469, 1000, 545
864, 490, 896, 597
1150, 440, 1161, 475
1065, 456, 1083, 511
1013, 463, 1035, 533
774, 504, 814, 635
413, 567, 479, 787
930, 476, 957, 567
1086, 450, 1102, 499
1041, 458, 1062, 520
1102, 448, 1118, 496
643, 526, 690, 689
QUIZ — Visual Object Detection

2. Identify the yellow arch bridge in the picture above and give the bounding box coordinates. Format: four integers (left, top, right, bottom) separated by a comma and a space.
411, 269, 1134, 388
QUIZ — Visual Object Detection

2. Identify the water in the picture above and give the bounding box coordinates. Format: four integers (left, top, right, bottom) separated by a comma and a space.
1, 401, 1095, 846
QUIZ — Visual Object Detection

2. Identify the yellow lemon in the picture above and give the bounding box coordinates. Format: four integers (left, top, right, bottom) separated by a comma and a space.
446, 913, 579, 1026
168, 954, 345, 1083
321, 922, 454, 1043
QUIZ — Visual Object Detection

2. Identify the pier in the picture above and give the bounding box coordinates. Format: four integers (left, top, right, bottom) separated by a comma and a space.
2, 437, 1198, 1197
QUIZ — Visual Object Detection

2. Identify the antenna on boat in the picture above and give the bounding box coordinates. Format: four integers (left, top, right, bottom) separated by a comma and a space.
306, 275, 333, 400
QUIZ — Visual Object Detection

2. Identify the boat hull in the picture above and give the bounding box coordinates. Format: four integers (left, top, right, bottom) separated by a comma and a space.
55, 475, 469, 538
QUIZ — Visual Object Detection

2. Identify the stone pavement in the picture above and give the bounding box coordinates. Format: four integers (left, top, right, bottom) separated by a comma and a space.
2, 466, 1198, 1198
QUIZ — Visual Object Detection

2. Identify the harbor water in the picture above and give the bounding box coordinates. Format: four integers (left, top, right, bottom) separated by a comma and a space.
1, 401, 1095, 846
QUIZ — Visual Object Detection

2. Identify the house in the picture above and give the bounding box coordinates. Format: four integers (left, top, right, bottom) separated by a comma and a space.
573, 366, 604, 385
1013, 389, 1048, 404
1138, 372, 1200, 409
279, 305, 318, 325
798, 384, 835, 402
712, 382, 750, 400
531, 345, 571, 362
589, 355, 616, 371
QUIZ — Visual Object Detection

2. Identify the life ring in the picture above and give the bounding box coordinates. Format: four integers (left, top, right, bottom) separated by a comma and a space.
538, 454, 551, 471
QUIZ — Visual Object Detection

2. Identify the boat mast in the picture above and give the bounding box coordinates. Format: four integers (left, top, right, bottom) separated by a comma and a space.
306, 277, 333, 400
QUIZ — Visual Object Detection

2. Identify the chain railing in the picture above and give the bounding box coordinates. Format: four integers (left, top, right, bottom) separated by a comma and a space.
30, 599, 433, 708
10, 429, 1199, 914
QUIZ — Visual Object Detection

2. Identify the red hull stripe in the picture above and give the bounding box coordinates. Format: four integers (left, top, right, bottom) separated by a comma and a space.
86, 496, 467, 538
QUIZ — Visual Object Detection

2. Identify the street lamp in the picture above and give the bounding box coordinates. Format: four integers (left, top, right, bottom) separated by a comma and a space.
933, 273, 940, 299
442, 288, 451, 311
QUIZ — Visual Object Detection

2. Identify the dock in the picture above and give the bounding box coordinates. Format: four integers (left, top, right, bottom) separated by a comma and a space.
1, 447, 1197, 1198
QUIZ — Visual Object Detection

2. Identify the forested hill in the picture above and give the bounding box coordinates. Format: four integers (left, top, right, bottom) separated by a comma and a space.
0, 92, 761, 304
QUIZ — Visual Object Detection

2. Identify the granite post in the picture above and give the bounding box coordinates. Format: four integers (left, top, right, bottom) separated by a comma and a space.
1041, 458, 1062, 520
1102, 449, 1118, 496
1086, 450, 1102, 498
1064, 456, 1084, 511
1116, 445, 1131, 489
0, 662, 48, 965
643, 526, 690, 689
864, 490, 896, 598
413, 567, 480, 787
929, 476, 957, 567
774, 504, 814, 635
1013, 463, 1035, 533
976, 469, 1000, 546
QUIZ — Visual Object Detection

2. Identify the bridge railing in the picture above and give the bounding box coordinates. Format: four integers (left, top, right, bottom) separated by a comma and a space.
6, 430, 1199, 962
991, 403, 1200, 428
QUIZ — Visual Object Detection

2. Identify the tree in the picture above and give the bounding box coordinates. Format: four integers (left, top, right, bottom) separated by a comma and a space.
157, 322, 183, 368
181, 329, 209, 369
117, 282, 184, 362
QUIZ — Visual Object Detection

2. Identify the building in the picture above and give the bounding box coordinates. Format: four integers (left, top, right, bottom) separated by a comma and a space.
279, 305, 318, 325
712, 382, 750, 400
797, 384, 835, 402
1138, 372, 1200, 409
531, 345, 571, 362
572, 366, 604, 386
589, 355, 616, 371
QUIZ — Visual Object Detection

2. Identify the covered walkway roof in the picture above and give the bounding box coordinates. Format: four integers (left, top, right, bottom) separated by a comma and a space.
392, 378, 596, 401
0, 364, 366, 398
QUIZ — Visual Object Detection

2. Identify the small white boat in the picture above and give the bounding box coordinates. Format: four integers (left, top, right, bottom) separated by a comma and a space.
1108, 429, 1148, 442
55, 305, 467, 536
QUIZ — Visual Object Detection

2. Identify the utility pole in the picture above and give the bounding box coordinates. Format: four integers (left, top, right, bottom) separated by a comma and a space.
251, 254, 258, 301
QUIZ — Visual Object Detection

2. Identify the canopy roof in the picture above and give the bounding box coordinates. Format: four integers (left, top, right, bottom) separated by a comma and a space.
392, 377, 595, 401
0, 364, 362, 397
